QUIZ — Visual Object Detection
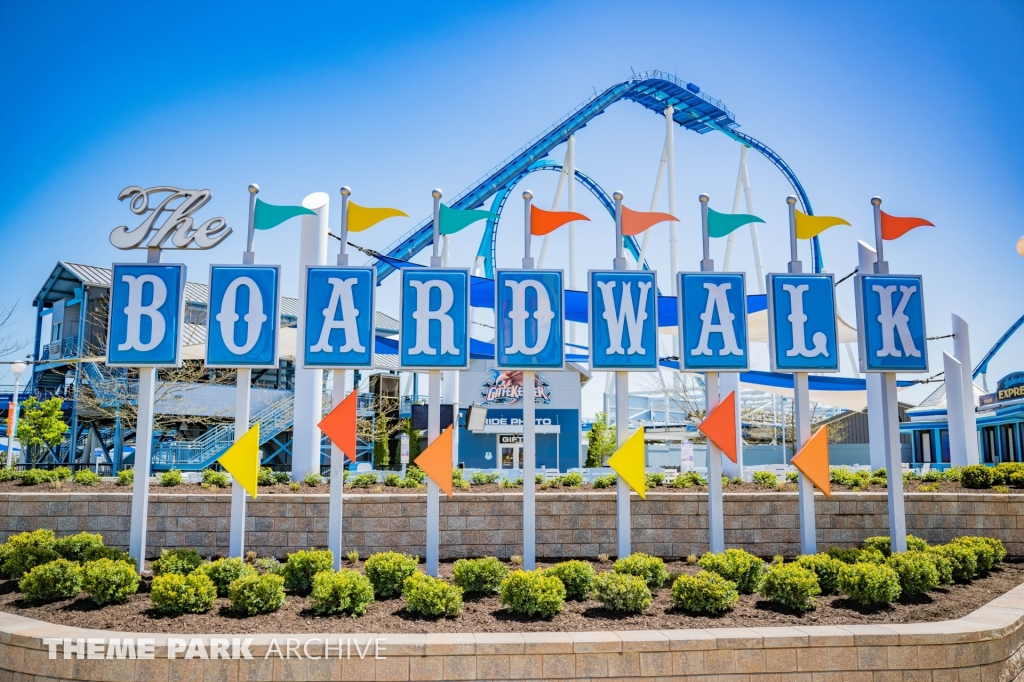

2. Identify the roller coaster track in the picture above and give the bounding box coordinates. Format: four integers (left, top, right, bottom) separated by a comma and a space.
374, 69, 822, 280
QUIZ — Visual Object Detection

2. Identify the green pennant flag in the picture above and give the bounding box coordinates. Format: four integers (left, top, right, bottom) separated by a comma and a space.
254, 198, 317, 230
438, 204, 495, 235
708, 207, 765, 238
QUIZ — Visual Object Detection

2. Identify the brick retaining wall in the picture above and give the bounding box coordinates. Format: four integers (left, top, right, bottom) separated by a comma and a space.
1, 491, 1021, 560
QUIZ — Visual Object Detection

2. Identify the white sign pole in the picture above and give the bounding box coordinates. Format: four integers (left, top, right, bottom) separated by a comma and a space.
129, 366, 156, 573
871, 197, 907, 554
611, 190, 632, 560
425, 189, 443, 578
699, 193, 726, 554
786, 196, 816, 555
520, 190, 537, 570
951, 314, 979, 464
857, 240, 887, 471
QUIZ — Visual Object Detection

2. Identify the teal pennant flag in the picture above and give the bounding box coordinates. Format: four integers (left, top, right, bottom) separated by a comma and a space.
708, 207, 765, 238
254, 199, 316, 230
438, 204, 495, 235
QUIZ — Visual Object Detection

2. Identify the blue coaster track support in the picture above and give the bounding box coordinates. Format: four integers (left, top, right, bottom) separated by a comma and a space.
374, 70, 822, 280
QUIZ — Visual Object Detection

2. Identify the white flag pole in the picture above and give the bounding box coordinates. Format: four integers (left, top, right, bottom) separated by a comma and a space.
612, 190, 631, 559
521, 190, 537, 570
425, 189, 443, 577
699, 193, 725, 554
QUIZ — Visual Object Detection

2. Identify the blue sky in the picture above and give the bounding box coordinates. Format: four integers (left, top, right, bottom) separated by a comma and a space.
0, 0, 1021, 409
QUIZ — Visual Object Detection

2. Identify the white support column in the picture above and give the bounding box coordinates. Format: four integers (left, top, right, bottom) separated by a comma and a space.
706, 371, 725, 553
537, 148, 572, 269
615, 371, 631, 558
329, 368, 348, 571
719, 371, 743, 479
943, 353, 969, 467
882, 371, 907, 553
566, 136, 578, 347
442, 371, 459, 467
635, 137, 669, 271
952, 314, 979, 464
665, 105, 678, 289
293, 192, 330, 482
723, 148, 746, 271
740, 148, 765, 294
426, 370, 441, 577
129, 367, 156, 573
523, 370, 536, 569
858, 241, 887, 471
793, 372, 816, 554
229, 368, 251, 558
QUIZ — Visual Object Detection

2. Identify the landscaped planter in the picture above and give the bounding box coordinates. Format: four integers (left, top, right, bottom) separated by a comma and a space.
0, 580, 1022, 681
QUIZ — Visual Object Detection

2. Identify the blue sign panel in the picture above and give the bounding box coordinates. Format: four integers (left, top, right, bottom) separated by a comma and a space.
767, 273, 839, 373
677, 272, 749, 371
495, 269, 564, 370
588, 270, 659, 371
399, 268, 471, 370
855, 273, 928, 373
206, 265, 281, 368
303, 266, 376, 369
107, 263, 186, 367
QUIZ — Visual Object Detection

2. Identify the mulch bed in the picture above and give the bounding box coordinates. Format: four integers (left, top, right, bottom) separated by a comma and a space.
1, 559, 1021, 635
0, 479, 1010, 496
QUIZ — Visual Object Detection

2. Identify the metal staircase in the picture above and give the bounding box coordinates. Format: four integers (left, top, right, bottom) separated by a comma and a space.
151, 395, 294, 471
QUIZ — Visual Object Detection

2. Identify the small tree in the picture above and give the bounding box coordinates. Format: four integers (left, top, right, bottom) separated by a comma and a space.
585, 412, 617, 467
356, 393, 405, 470
16, 397, 69, 464
402, 418, 422, 460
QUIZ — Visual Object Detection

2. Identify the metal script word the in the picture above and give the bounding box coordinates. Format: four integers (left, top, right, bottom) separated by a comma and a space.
110, 186, 232, 250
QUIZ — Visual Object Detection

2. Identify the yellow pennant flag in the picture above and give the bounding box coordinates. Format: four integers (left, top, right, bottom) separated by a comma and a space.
347, 201, 408, 233
795, 209, 850, 239
217, 424, 260, 499
607, 426, 647, 499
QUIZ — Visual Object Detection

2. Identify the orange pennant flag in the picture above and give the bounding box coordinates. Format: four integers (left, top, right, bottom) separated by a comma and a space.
318, 391, 358, 463
698, 391, 737, 463
881, 211, 933, 241
790, 426, 831, 497
414, 425, 453, 498
621, 206, 678, 237
530, 205, 589, 236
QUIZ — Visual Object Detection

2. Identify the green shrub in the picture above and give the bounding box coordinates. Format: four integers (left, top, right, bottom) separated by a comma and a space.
19, 559, 82, 602
403, 572, 463, 617
500, 477, 522, 488
544, 560, 595, 600
469, 471, 501, 485
613, 552, 670, 589
924, 549, 953, 585
404, 466, 426, 484
672, 471, 707, 488
152, 548, 204, 576
534, 473, 544, 485
793, 553, 844, 594
1, 529, 57, 579
311, 569, 374, 616
1009, 471, 1024, 488
952, 537, 1005, 571
644, 472, 664, 488
82, 545, 132, 564
592, 474, 616, 489
930, 543, 979, 582
786, 471, 799, 483
960, 465, 993, 489
364, 551, 419, 598
280, 549, 333, 595
862, 534, 928, 557
229, 573, 286, 615
303, 472, 323, 487
753, 470, 778, 489
201, 469, 230, 488
922, 469, 943, 482
591, 572, 651, 612
274, 471, 291, 484
827, 546, 885, 565
993, 462, 1024, 486
671, 571, 739, 614
195, 557, 257, 597
81, 559, 139, 605
698, 549, 764, 594
560, 472, 585, 488
18, 469, 54, 485
116, 469, 134, 486
886, 551, 939, 596
452, 557, 508, 594
383, 473, 402, 487
255, 557, 283, 575
73, 470, 100, 486
498, 569, 565, 618
943, 466, 962, 481
0, 467, 18, 482
54, 532, 104, 563
52, 466, 72, 481
838, 562, 902, 605
159, 469, 183, 487
350, 473, 378, 488
759, 562, 820, 612
151, 572, 217, 614
257, 467, 277, 486
973, 536, 1007, 563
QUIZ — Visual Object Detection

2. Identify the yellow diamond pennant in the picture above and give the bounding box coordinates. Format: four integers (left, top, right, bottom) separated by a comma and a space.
217, 423, 260, 499
607, 426, 647, 499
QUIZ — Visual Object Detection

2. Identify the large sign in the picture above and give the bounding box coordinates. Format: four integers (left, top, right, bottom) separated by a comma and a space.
107, 263, 186, 367
399, 268, 471, 369
495, 269, 564, 370
766, 273, 839, 372
303, 266, 376, 369
480, 369, 552, 405
677, 272, 749, 371
588, 270, 659, 371
855, 274, 928, 373
110, 186, 231, 251
206, 265, 281, 368
996, 371, 1024, 402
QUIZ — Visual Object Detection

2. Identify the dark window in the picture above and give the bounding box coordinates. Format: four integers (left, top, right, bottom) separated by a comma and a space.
939, 429, 950, 463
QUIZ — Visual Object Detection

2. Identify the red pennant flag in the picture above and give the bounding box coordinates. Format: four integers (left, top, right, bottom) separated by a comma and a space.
621, 206, 678, 237
318, 391, 358, 462
881, 211, 933, 241
698, 391, 737, 463
530, 205, 589, 236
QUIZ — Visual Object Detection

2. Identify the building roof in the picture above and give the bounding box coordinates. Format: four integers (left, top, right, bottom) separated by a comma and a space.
908, 380, 986, 413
